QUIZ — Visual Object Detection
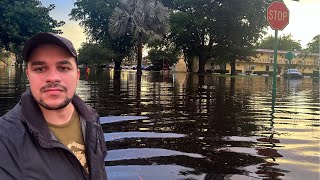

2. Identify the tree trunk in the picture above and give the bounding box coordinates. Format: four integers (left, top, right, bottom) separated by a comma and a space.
136, 74, 141, 115
114, 60, 121, 71
230, 58, 236, 75
230, 77, 235, 96
198, 54, 206, 74
186, 60, 192, 72
113, 71, 121, 96
137, 32, 143, 75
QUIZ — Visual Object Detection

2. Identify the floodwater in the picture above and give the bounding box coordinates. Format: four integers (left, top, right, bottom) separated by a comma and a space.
0, 66, 319, 180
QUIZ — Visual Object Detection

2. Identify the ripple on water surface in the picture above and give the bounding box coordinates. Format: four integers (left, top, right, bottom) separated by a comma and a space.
0, 68, 319, 179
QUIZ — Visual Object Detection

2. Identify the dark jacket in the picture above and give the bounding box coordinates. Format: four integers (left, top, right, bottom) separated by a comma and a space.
0, 91, 107, 180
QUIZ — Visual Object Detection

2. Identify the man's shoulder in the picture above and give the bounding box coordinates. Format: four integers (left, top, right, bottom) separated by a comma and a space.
73, 95, 99, 122
0, 103, 27, 138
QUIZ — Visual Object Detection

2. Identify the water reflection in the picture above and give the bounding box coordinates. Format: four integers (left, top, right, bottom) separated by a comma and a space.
0, 67, 319, 180
0, 66, 28, 113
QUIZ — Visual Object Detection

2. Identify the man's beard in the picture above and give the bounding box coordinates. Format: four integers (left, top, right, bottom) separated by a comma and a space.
37, 97, 72, 110
37, 83, 72, 110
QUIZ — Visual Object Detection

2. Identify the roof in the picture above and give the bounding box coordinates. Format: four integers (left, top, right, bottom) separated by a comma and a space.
255, 49, 320, 57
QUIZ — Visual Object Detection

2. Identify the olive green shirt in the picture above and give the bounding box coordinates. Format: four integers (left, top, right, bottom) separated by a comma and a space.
48, 110, 88, 174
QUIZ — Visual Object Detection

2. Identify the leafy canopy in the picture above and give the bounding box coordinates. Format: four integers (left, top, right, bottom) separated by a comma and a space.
162, 0, 272, 73
70, 0, 134, 67
78, 43, 116, 65
70, 0, 117, 45
108, 0, 170, 43
305, 35, 319, 53
147, 48, 179, 68
0, 0, 64, 52
257, 34, 302, 51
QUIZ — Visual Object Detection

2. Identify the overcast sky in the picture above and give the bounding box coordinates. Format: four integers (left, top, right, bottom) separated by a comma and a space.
41, 0, 320, 50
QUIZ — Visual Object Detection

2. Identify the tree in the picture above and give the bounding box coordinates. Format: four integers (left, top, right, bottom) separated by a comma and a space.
108, 0, 170, 75
147, 48, 179, 69
165, 0, 271, 75
0, 51, 11, 65
305, 35, 319, 53
257, 34, 302, 51
78, 43, 116, 65
70, 0, 134, 70
211, 0, 270, 75
0, 0, 64, 63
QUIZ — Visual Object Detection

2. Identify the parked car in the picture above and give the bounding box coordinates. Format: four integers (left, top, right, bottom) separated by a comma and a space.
129, 65, 147, 70
284, 68, 303, 78
145, 65, 162, 71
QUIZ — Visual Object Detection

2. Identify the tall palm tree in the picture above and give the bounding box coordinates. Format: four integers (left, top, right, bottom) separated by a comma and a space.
108, 0, 169, 74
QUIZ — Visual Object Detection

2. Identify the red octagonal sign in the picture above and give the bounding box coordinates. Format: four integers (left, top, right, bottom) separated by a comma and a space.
267, 1, 290, 30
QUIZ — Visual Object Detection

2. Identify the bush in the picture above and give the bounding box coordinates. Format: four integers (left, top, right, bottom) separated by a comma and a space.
78, 43, 115, 65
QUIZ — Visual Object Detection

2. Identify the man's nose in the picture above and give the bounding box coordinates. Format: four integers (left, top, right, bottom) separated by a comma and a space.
46, 69, 61, 83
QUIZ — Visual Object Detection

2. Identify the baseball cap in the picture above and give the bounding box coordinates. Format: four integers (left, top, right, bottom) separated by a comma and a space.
22, 32, 77, 62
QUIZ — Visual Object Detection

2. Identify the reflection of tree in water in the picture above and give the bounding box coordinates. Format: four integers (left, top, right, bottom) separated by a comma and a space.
104, 73, 284, 179
136, 74, 141, 116
0, 66, 28, 115
83, 70, 288, 178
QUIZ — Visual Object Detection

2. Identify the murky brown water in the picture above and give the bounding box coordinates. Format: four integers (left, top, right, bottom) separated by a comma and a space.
1, 66, 319, 180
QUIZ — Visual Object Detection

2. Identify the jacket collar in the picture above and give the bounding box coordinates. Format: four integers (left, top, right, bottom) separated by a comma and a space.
20, 90, 98, 148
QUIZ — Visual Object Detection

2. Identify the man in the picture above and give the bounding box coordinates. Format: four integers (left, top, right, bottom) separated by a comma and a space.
0, 32, 107, 180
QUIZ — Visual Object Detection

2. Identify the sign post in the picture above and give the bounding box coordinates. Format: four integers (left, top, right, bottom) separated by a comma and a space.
267, 1, 289, 111
285, 51, 295, 69
267, 2, 289, 94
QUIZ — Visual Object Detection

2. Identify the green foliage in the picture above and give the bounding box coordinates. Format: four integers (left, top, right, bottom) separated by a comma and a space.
70, 0, 118, 45
0, 0, 64, 62
257, 34, 302, 51
70, 0, 134, 69
108, 0, 170, 43
147, 48, 179, 67
305, 35, 319, 53
111, 34, 134, 62
78, 43, 115, 65
147, 30, 180, 68
164, 0, 272, 73
107, 0, 170, 73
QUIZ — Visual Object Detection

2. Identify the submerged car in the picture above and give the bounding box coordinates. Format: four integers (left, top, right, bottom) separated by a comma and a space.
145, 65, 162, 71
284, 68, 303, 78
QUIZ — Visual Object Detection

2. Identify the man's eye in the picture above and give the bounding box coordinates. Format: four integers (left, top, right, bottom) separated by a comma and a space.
59, 66, 71, 71
34, 67, 45, 72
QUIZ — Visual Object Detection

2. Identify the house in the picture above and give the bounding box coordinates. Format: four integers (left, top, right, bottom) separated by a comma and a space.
226, 49, 320, 75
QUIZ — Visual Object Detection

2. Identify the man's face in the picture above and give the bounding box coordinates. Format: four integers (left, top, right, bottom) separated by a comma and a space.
26, 44, 80, 110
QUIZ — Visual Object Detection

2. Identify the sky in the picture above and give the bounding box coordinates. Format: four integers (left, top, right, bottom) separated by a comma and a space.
41, 0, 320, 50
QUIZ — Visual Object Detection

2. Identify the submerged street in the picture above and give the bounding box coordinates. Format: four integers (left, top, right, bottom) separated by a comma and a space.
1, 67, 319, 179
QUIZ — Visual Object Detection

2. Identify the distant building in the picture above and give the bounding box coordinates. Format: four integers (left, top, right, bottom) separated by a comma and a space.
226, 49, 320, 75
172, 58, 187, 72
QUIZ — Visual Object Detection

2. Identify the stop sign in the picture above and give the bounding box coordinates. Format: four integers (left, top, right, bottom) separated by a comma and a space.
267, 1, 289, 30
